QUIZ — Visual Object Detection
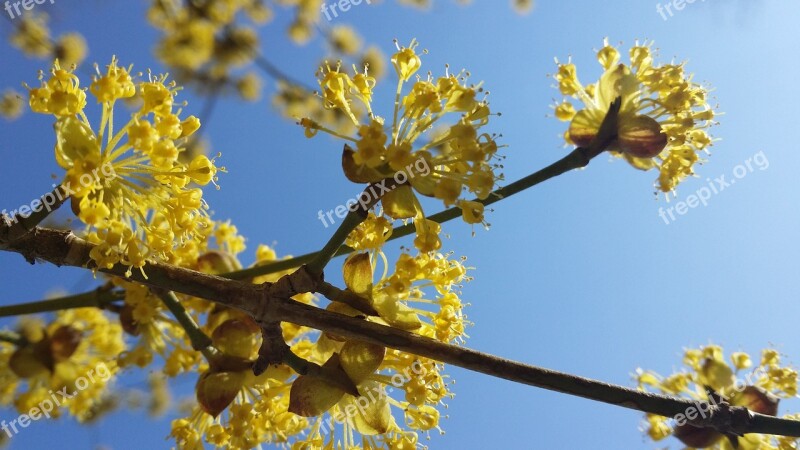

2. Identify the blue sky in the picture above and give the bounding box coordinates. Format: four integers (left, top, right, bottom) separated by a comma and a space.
1, 0, 799, 448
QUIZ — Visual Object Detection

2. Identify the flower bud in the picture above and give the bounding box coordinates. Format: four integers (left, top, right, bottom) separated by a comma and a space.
673, 423, 722, 448
618, 115, 667, 158
211, 318, 260, 361
733, 385, 779, 416
195, 370, 245, 417
9, 345, 51, 378
49, 325, 82, 362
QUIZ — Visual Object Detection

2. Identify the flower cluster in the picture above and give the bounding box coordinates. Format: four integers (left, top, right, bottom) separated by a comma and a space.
27, 59, 222, 275
301, 40, 502, 250
147, 0, 269, 100
0, 90, 24, 120
637, 345, 799, 449
0, 309, 124, 422
161, 211, 470, 449
10, 13, 88, 68
553, 39, 717, 193
273, 28, 386, 137
287, 217, 469, 448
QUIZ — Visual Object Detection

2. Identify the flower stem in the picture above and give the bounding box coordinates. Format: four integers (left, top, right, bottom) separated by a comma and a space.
0, 287, 121, 318
306, 177, 403, 276
152, 289, 213, 355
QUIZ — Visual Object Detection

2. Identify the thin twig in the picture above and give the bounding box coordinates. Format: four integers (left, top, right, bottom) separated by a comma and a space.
0, 286, 121, 317
317, 281, 377, 316
152, 289, 213, 356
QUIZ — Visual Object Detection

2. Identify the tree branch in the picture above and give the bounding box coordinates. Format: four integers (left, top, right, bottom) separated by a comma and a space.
0, 225, 799, 438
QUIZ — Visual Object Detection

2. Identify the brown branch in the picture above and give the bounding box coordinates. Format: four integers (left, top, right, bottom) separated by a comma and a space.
0, 185, 67, 245
1, 226, 799, 439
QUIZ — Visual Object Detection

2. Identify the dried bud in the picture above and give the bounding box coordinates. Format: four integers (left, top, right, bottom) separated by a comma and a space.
119, 304, 140, 336
9, 345, 51, 378
673, 423, 722, 448
733, 385, 779, 416
49, 325, 82, 362
195, 370, 245, 417
211, 318, 260, 360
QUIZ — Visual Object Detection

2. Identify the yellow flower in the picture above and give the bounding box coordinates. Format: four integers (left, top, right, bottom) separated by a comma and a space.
236, 72, 262, 101
301, 40, 503, 246
27, 58, 222, 275
0, 90, 24, 120
288, 245, 467, 448
554, 39, 717, 193
10, 13, 53, 57
54, 32, 88, 68
1, 309, 124, 422
637, 345, 799, 449
329, 25, 362, 56
148, 0, 268, 88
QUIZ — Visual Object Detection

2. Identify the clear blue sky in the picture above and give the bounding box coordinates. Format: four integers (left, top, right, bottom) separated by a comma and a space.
1, 0, 799, 448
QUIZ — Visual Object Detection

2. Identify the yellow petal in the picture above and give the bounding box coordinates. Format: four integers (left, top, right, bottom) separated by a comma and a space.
700, 358, 734, 392
346, 381, 393, 435
382, 185, 417, 220
567, 109, 601, 148
596, 64, 640, 114
372, 292, 422, 331
621, 152, 658, 171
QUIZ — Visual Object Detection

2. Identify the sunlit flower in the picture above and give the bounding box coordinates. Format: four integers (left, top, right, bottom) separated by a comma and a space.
554, 39, 717, 193
0, 309, 124, 422
301, 40, 503, 249
0, 90, 24, 120
636, 345, 798, 449
289, 236, 470, 448
27, 58, 222, 275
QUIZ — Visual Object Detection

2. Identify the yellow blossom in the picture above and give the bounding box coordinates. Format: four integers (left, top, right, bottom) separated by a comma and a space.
301, 40, 503, 247
554, 39, 717, 193
27, 58, 223, 274
637, 345, 799, 449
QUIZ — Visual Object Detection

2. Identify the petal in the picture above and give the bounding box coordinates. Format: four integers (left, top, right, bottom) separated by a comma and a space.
372, 292, 422, 331
346, 381, 393, 435
568, 109, 601, 147
596, 64, 640, 113
55, 116, 100, 169
732, 386, 779, 416
382, 185, 417, 220
700, 358, 735, 392
621, 152, 658, 171
673, 423, 723, 448
196, 370, 246, 417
